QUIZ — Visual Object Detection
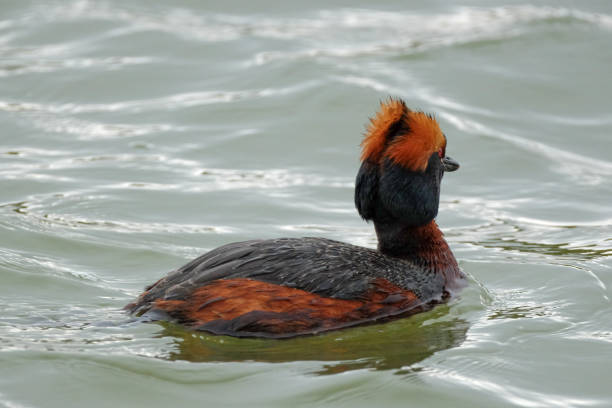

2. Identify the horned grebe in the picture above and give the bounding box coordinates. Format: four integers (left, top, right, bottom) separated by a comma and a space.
126, 98, 464, 338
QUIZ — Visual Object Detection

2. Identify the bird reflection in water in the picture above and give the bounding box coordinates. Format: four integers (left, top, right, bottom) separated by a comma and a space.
155, 306, 469, 375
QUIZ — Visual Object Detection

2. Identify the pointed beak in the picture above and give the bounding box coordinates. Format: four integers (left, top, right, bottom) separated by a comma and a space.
442, 156, 460, 172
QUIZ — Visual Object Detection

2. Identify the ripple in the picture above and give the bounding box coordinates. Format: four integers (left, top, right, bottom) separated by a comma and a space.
0, 81, 321, 115
41, 215, 232, 235
245, 6, 612, 64
0, 246, 118, 292
0, 304, 138, 354
443, 195, 612, 266
197, 167, 353, 190
422, 366, 604, 407
528, 112, 612, 127
33, 3, 612, 38
462, 230, 612, 261
0, 147, 69, 157
22, 1, 246, 43
32, 166, 352, 192
0, 199, 232, 235
0, 56, 155, 77
0, 151, 200, 181
334, 75, 394, 93
487, 304, 551, 320
441, 112, 612, 185
30, 116, 179, 140
7, 2, 611, 67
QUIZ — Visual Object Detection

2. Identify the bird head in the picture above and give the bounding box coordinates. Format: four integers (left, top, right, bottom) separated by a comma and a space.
355, 98, 459, 226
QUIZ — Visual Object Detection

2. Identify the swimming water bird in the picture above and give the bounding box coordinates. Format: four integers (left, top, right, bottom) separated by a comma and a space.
126, 98, 464, 338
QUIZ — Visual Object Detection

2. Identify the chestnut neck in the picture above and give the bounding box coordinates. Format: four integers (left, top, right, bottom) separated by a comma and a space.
374, 220, 463, 287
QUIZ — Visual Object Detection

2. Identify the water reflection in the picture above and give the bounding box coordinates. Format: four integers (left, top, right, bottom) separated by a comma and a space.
156, 306, 469, 375
487, 305, 549, 320
469, 236, 611, 260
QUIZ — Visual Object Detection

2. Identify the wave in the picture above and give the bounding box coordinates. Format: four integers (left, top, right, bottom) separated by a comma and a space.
440, 112, 612, 185
0, 56, 154, 77
423, 364, 604, 407
19, 3, 612, 39
0, 80, 321, 115
3, 2, 611, 66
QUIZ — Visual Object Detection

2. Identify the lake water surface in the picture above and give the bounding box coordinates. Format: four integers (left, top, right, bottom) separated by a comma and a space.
1, 1, 611, 407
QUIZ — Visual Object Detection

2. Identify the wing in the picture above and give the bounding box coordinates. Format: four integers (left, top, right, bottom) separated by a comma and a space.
129, 238, 367, 311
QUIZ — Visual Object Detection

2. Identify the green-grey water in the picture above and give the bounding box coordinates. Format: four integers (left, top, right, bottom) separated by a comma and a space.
1, 1, 611, 407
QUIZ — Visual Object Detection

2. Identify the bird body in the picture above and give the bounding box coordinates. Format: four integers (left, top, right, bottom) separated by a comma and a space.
126, 98, 465, 338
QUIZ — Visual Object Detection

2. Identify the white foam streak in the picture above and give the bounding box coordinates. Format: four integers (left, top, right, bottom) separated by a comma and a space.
0, 81, 320, 115
246, 6, 612, 64
528, 112, 612, 127
441, 112, 612, 184
31, 117, 178, 140
22, 1, 243, 42
35, 215, 233, 235
198, 168, 353, 191
511, 216, 612, 228
0, 56, 154, 77
8, 2, 611, 66
334, 76, 394, 93
0, 393, 34, 408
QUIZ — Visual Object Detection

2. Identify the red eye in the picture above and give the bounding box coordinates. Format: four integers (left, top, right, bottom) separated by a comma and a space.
438, 148, 444, 158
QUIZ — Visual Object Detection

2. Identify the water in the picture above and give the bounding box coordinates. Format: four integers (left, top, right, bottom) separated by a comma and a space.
1, 0, 611, 407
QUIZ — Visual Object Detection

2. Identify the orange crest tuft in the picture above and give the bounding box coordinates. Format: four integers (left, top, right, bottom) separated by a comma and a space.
360, 99, 446, 171
385, 111, 446, 171
360, 98, 407, 162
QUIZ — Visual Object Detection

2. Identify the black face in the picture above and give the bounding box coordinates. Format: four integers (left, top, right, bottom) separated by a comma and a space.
355, 152, 459, 226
